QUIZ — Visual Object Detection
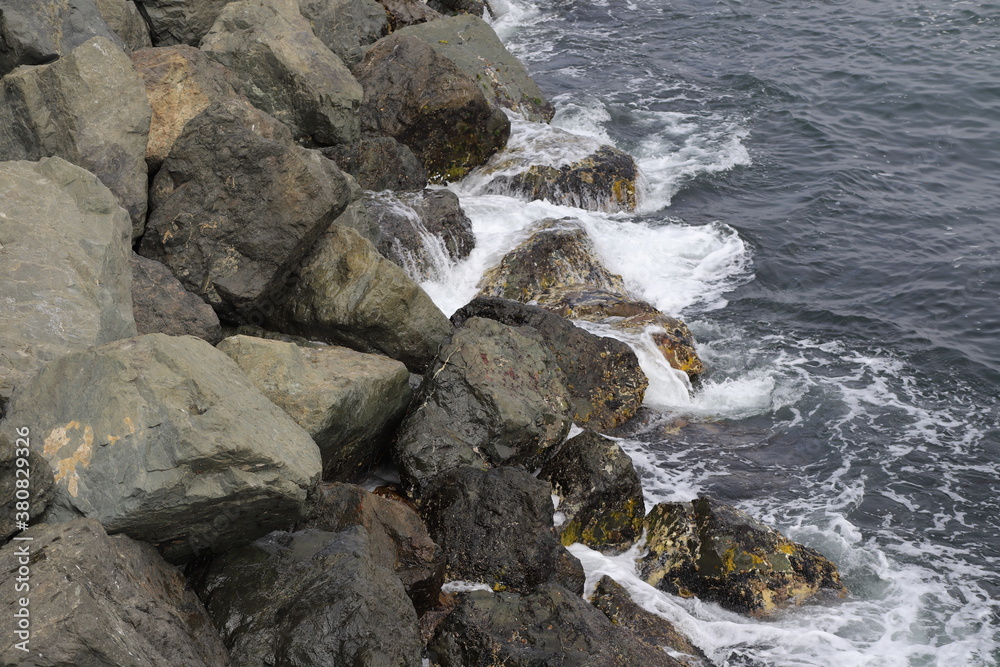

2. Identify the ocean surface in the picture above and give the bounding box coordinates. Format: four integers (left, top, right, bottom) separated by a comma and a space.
415, 0, 1000, 664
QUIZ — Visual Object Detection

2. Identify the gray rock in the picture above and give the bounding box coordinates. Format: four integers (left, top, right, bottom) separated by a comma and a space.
216, 335, 412, 480
321, 134, 428, 191
394, 317, 571, 493
427, 0, 487, 18
298, 0, 387, 66
140, 98, 350, 323
375, 0, 442, 31
135, 0, 235, 46
4, 333, 322, 563
274, 224, 453, 373
202, 0, 363, 146
0, 158, 135, 411
131, 253, 223, 343
0, 37, 152, 236
0, 432, 55, 545
94, 0, 153, 49
194, 526, 422, 667
0, 519, 229, 666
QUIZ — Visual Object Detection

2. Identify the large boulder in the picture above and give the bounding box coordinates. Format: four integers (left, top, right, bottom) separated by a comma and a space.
0, 158, 135, 411
134, 0, 235, 46
0, 519, 229, 666
427, 584, 688, 667
397, 15, 554, 122
131, 254, 223, 343
4, 334, 322, 563
216, 335, 412, 480
0, 433, 55, 545
638, 497, 848, 618
452, 297, 648, 430
394, 317, 572, 493
193, 526, 422, 666
201, 0, 363, 146
298, 0, 387, 66
274, 224, 453, 373
539, 429, 645, 553
0, 37, 152, 236
420, 466, 584, 594
321, 134, 428, 191
140, 98, 350, 323
94, 0, 153, 49
129, 44, 240, 170
354, 32, 510, 182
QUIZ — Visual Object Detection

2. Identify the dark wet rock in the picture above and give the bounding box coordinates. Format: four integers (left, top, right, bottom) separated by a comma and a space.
321, 134, 428, 191
0, 158, 135, 410
140, 98, 350, 323
130, 44, 240, 170
0, 433, 55, 546
375, 0, 442, 31
5, 334, 322, 563
427, 0, 487, 18
394, 317, 571, 493
135, 0, 235, 46
355, 32, 510, 182
298, 0, 388, 66
216, 335, 412, 480
131, 254, 223, 343
95, 0, 153, 49
274, 224, 453, 373
201, 0, 363, 146
638, 497, 849, 618
540, 429, 645, 553
194, 526, 422, 666
420, 466, 584, 594
0, 37, 152, 237
452, 297, 647, 430
303, 482, 444, 612
427, 584, 688, 667
0, 519, 229, 666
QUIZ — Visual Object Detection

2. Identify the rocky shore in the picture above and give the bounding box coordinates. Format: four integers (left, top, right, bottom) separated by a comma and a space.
0, 1, 846, 665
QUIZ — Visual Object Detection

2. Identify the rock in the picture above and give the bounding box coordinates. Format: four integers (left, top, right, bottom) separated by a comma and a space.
0, 37, 152, 237
354, 32, 510, 182
194, 526, 422, 666
135, 0, 234, 46
427, 584, 688, 667
0, 158, 135, 411
140, 98, 350, 323
274, 224, 453, 373
394, 317, 571, 493
0, 433, 55, 545
201, 0, 363, 146
94, 0, 153, 49
302, 482, 444, 612
0, 519, 229, 666
539, 429, 645, 553
427, 0, 487, 18
4, 333, 322, 563
589, 576, 712, 667
0, 0, 125, 76
129, 44, 240, 170
321, 134, 428, 191
397, 15, 554, 122
216, 335, 412, 480
638, 497, 848, 618
420, 466, 584, 594
452, 297, 648, 430
298, 0, 387, 66
131, 254, 223, 343
375, 0, 441, 31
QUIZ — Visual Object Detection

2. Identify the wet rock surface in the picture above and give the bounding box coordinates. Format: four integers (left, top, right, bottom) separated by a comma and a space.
322, 134, 428, 191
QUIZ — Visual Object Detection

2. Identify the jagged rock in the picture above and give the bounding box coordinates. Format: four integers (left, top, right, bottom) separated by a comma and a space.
0, 158, 135, 411
589, 576, 712, 667
130, 44, 240, 170
638, 497, 848, 618
354, 32, 510, 182
298, 0, 387, 66
140, 98, 350, 323
0, 433, 55, 546
5, 334, 322, 563
452, 297, 647, 430
427, 584, 688, 667
394, 317, 571, 493
0, 519, 229, 666
135, 0, 234, 46
194, 526, 422, 666
375, 0, 442, 31
201, 0, 363, 146
216, 335, 412, 480
427, 0, 487, 18
420, 466, 584, 594
397, 15, 554, 122
0, 37, 152, 236
131, 254, 223, 343
322, 134, 428, 191
274, 224, 453, 373
94, 0, 153, 49
539, 430, 645, 553
0, 0, 125, 76
302, 482, 444, 612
